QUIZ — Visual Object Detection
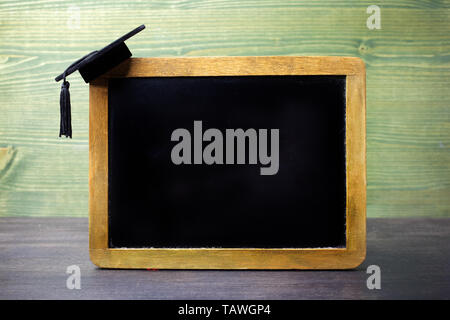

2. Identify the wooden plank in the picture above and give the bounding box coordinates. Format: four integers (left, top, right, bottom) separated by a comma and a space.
88, 78, 108, 250
1, 217, 449, 299
0, 1, 449, 218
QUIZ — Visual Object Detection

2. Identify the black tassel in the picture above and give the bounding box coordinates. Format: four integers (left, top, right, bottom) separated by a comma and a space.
59, 80, 72, 138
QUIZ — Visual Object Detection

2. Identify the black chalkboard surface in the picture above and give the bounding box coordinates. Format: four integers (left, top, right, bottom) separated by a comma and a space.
108, 75, 346, 249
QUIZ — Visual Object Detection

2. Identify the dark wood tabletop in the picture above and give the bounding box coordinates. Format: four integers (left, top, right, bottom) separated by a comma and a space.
0, 217, 449, 300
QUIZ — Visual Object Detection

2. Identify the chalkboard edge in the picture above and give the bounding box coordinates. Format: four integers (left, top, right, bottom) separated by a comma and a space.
88, 56, 366, 270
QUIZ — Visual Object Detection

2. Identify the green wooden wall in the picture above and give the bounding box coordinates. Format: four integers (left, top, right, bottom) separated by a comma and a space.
0, 1, 449, 218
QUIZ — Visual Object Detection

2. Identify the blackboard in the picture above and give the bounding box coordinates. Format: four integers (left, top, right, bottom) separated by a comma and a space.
89, 57, 366, 269
108, 76, 346, 248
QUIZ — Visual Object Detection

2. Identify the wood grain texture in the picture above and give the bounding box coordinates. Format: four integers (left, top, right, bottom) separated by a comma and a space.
89, 57, 366, 269
0, 1, 449, 218
1, 217, 449, 299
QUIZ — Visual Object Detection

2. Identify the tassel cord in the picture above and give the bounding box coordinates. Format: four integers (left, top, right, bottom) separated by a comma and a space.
58, 51, 98, 138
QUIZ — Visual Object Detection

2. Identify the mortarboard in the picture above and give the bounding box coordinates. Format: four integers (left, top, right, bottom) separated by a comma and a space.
55, 24, 146, 138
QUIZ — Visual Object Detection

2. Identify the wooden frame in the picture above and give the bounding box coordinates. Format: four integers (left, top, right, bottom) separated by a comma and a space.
89, 56, 366, 269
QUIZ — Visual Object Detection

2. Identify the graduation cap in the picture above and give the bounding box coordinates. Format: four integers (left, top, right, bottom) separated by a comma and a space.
55, 24, 146, 138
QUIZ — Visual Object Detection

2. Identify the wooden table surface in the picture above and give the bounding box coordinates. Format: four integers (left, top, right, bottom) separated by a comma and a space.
0, 217, 449, 300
